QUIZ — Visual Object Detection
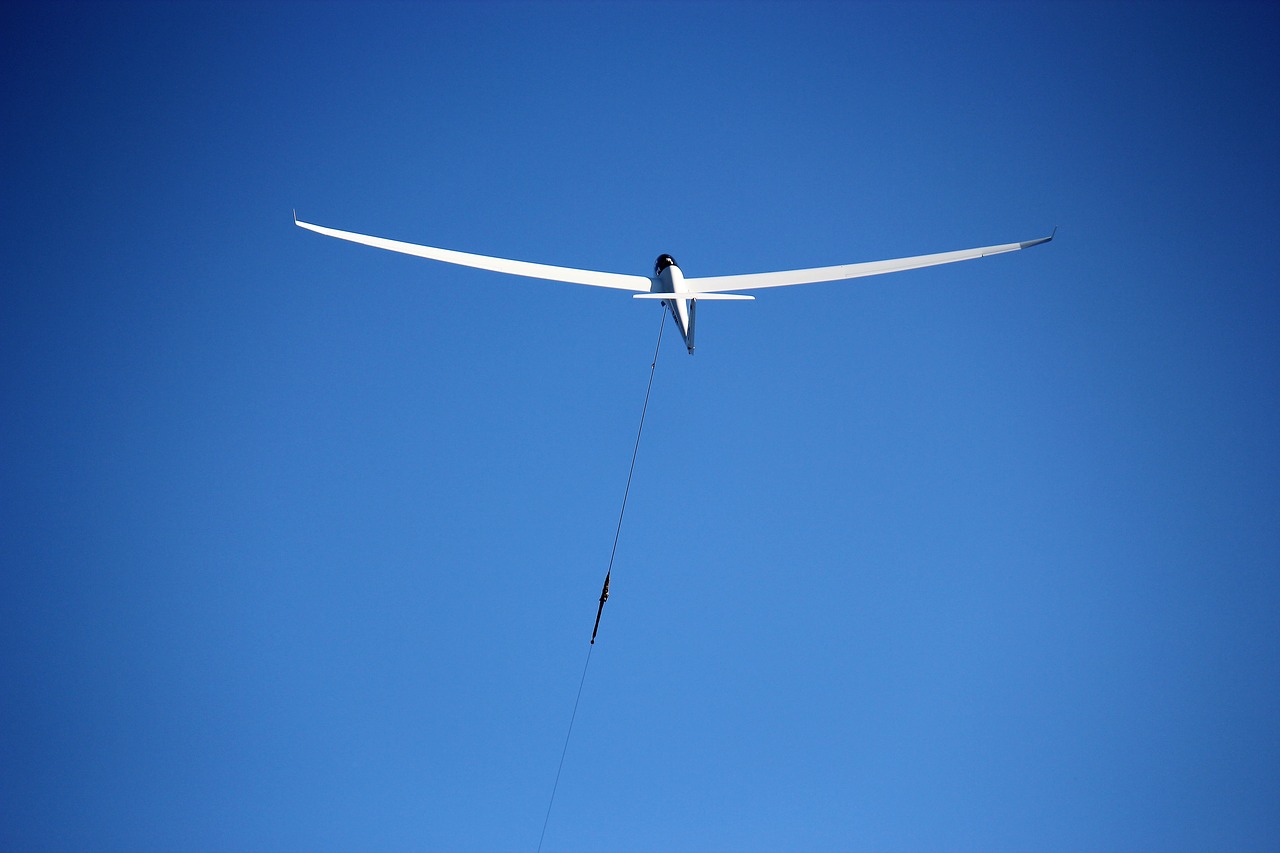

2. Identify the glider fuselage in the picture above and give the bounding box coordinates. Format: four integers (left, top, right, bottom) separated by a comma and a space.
653, 254, 696, 354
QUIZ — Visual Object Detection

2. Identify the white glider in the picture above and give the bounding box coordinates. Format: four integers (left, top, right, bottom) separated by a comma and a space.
295, 214, 1054, 354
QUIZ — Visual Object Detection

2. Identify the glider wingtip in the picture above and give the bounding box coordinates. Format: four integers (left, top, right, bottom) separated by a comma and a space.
1020, 228, 1056, 250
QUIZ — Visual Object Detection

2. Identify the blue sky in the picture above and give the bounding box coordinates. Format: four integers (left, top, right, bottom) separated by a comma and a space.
3, 2, 1278, 851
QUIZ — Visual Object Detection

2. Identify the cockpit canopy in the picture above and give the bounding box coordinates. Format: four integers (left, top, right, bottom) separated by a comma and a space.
654, 254, 678, 276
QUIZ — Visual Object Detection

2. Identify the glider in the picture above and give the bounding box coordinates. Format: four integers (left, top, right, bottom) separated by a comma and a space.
295, 214, 1054, 354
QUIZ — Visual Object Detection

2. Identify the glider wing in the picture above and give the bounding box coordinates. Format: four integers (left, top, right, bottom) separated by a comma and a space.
685, 232, 1055, 293
295, 216, 652, 292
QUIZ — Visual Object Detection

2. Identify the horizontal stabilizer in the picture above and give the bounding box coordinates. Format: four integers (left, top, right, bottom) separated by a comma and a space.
633, 292, 755, 301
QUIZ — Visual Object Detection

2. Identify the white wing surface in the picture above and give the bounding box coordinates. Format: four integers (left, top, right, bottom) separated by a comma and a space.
685, 232, 1055, 293
295, 216, 652, 292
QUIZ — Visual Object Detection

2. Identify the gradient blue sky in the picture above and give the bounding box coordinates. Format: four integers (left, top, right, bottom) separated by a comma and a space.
3, 2, 1278, 851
